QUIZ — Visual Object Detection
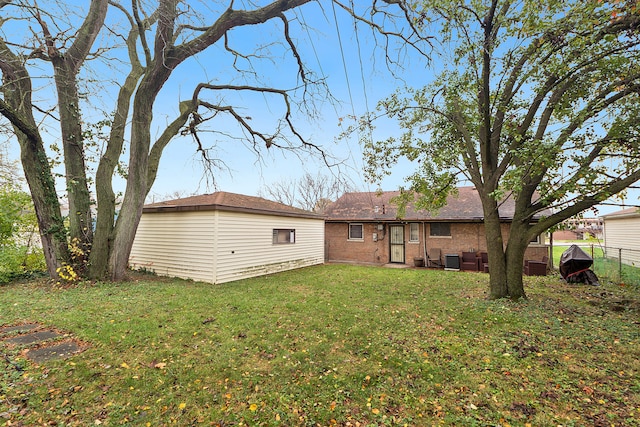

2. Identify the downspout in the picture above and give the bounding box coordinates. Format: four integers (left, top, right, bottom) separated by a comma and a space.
423, 222, 427, 260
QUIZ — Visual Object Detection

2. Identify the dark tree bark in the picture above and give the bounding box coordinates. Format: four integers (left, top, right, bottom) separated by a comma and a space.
41, 0, 108, 264
0, 41, 69, 277
481, 198, 508, 299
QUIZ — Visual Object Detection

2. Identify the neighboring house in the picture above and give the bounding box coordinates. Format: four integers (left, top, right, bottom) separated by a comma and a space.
552, 229, 583, 241
129, 192, 325, 284
324, 187, 550, 266
553, 217, 603, 241
601, 207, 640, 267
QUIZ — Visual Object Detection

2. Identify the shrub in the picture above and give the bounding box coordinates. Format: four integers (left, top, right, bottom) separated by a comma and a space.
0, 245, 46, 284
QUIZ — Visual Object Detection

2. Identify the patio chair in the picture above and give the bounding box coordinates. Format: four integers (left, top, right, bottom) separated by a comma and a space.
427, 248, 444, 268
524, 255, 548, 276
461, 251, 481, 271
480, 252, 489, 273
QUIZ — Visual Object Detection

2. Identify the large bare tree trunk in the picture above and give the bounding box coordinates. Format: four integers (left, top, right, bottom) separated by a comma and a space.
105, 0, 315, 280
108, 83, 158, 281
52, 63, 93, 256
1, 0, 107, 279
17, 132, 70, 277
88, 63, 144, 279
0, 40, 70, 278
47, 0, 107, 265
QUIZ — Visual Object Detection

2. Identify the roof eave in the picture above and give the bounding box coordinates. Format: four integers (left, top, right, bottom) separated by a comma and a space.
602, 212, 640, 220
142, 204, 323, 220
325, 217, 490, 223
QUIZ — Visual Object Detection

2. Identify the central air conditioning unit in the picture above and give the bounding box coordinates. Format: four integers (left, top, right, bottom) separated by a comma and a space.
445, 254, 460, 271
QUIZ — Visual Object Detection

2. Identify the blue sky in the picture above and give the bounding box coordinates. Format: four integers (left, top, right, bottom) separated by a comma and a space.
144, 2, 414, 201
3, 0, 638, 216
3, 1, 400, 199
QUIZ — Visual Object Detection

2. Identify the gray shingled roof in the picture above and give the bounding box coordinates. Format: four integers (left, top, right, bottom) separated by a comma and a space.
143, 191, 322, 219
324, 187, 546, 222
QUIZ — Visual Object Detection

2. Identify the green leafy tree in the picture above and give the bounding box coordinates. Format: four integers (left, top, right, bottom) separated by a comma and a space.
363, 0, 640, 299
0, 187, 44, 283
0, 152, 44, 282
0, 152, 30, 245
0, 189, 31, 245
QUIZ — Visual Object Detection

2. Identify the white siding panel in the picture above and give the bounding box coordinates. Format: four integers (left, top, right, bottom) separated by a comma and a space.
603, 216, 640, 266
130, 211, 216, 283
214, 211, 324, 284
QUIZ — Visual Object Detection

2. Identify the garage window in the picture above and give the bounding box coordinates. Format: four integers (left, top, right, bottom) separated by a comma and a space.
273, 229, 295, 244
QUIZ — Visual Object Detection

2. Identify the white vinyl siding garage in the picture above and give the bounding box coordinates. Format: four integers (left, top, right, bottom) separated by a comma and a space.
129, 192, 324, 284
129, 211, 216, 283
214, 211, 324, 284
602, 208, 640, 266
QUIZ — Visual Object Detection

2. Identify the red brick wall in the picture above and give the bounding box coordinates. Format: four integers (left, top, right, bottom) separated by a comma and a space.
325, 222, 549, 265
325, 222, 391, 264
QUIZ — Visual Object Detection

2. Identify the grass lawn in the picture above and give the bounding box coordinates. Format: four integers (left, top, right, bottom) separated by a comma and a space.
1, 265, 639, 426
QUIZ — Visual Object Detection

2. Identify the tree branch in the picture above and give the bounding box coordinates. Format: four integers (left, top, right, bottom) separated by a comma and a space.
146, 100, 196, 195
129, 0, 153, 66
533, 169, 640, 233
0, 98, 41, 145
277, 13, 306, 85
170, 0, 314, 68
65, 0, 109, 72
333, 0, 433, 64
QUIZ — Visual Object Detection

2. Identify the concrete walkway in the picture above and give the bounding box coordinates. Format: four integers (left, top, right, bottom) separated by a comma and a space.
0, 323, 88, 363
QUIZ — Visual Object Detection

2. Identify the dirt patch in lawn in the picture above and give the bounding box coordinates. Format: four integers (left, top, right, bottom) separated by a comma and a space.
0, 322, 89, 363
584, 290, 640, 313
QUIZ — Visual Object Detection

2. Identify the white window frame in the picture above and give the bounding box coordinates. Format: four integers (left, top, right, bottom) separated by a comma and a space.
409, 223, 420, 242
348, 223, 364, 241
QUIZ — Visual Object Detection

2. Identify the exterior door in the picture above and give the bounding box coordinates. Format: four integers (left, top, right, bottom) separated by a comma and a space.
389, 225, 405, 263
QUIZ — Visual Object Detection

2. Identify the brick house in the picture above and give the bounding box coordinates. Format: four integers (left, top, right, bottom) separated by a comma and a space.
324, 187, 550, 267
